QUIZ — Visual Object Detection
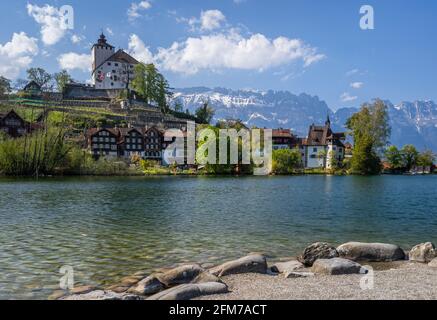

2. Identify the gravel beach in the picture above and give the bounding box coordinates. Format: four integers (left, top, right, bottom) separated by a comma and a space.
198, 261, 437, 300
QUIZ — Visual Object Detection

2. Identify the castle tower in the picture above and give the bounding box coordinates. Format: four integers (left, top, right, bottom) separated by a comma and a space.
91, 33, 115, 75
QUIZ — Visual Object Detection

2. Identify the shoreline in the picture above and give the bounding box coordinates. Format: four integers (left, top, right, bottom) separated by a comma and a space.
56, 241, 437, 301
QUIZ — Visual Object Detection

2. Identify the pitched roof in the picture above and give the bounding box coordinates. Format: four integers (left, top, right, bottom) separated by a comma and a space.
272, 129, 293, 138
93, 49, 140, 74
304, 123, 345, 147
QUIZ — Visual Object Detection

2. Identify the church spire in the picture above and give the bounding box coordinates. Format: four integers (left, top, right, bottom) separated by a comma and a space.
325, 113, 331, 127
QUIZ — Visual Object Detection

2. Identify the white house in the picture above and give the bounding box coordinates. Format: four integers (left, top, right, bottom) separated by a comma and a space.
91, 33, 140, 90
302, 117, 345, 169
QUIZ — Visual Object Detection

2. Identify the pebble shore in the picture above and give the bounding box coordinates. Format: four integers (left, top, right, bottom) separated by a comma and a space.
57, 241, 437, 300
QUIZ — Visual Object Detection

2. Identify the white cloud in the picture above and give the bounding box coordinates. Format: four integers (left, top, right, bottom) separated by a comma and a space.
71, 34, 84, 44
127, 1, 152, 21
185, 10, 227, 32
27, 4, 67, 46
199, 10, 226, 31
106, 28, 114, 36
128, 34, 154, 63
0, 32, 38, 79
154, 31, 325, 74
345, 69, 359, 77
340, 92, 358, 102
58, 52, 92, 72
350, 81, 364, 89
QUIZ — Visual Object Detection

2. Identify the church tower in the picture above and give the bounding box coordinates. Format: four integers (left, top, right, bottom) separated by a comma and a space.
91, 33, 115, 75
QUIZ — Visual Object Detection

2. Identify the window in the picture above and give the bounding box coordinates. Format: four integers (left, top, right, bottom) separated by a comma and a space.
107, 62, 111, 66
111, 145, 117, 151
115, 63, 119, 67
112, 70, 116, 73
313, 148, 317, 152
111, 82, 114, 86
126, 138, 130, 143
111, 138, 115, 143
105, 144, 109, 149
105, 138, 109, 143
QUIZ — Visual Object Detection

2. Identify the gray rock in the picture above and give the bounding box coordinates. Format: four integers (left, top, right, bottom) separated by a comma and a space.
210, 254, 267, 277
298, 242, 339, 266
127, 275, 165, 296
147, 282, 228, 300
409, 242, 436, 263
284, 271, 315, 279
270, 260, 304, 274
61, 290, 141, 300
337, 242, 405, 262
311, 258, 367, 275
156, 264, 205, 287
429, 258, 437, 268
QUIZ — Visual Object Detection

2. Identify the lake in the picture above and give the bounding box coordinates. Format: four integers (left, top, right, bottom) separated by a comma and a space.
0, 175, 436, 299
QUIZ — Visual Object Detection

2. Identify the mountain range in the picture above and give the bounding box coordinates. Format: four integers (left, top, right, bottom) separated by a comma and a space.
172, 87, 437, 151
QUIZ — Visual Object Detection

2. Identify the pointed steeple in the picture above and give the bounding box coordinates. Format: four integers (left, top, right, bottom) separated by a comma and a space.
325, 113, 331, 127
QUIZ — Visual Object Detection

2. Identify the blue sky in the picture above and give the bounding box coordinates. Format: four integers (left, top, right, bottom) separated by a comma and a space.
0, 0, 436, 110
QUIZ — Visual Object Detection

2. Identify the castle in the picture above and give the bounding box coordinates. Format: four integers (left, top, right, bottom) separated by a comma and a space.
64, 33, 141, 99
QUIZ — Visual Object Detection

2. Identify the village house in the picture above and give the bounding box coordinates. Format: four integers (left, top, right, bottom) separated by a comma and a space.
301, 116, 346, 169
0, 110, 37, 138
86, 126, 171, 163
272, 129, 300, 150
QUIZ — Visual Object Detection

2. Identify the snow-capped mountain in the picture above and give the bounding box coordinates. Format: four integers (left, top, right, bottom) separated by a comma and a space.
173, 87, 437, 151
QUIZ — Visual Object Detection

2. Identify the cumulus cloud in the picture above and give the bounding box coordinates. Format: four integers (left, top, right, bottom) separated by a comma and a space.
0, 32, 38, 79
154, 31, 325, 74
58, 52, 92, 72
128, 34, 154, 63
27, 3, 68, 46
199, 10, 226, 31
184, 9, 227, 32
71, 34, 84, 44
127, 1, 152, 21
350, 81, 364, 89
340, 92, 358, 102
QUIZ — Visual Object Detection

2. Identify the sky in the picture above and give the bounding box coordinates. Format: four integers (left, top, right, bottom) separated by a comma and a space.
0, 0, 436, 110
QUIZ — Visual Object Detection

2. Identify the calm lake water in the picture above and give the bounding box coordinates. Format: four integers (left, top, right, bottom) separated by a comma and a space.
0, 175, 436, 299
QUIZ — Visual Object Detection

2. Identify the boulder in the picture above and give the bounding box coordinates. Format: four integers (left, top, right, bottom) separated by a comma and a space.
69, 285, 98, 295
61, 290, 141, 300
429, 258, 437, 268
409, 242, 436, 263
270, 260, 304, 274
210, 254, 267, 277
127, 275, 165, 296
337, 242, 405, 262
156, 264, 205, 287
284, 271, 315, 279
147, 282, 228, 301
311, 258, 367, 275
298, 242, 339, 266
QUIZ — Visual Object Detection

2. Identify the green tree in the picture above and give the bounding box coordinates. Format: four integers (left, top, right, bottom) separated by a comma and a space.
132, 63, 161, 105
385, 145, 403, 171
0, 76, 12, 97
272, 148, 302, 174
350, 135, 382, 175
195, 102, 215, 124
417, 149, 435, 172
156, 73, 172, 114
346, 99, 391, 174
54, 70, 72, 93
27, 67, 53, 91
173, 101, 184, 113
401, 144, 419, 171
